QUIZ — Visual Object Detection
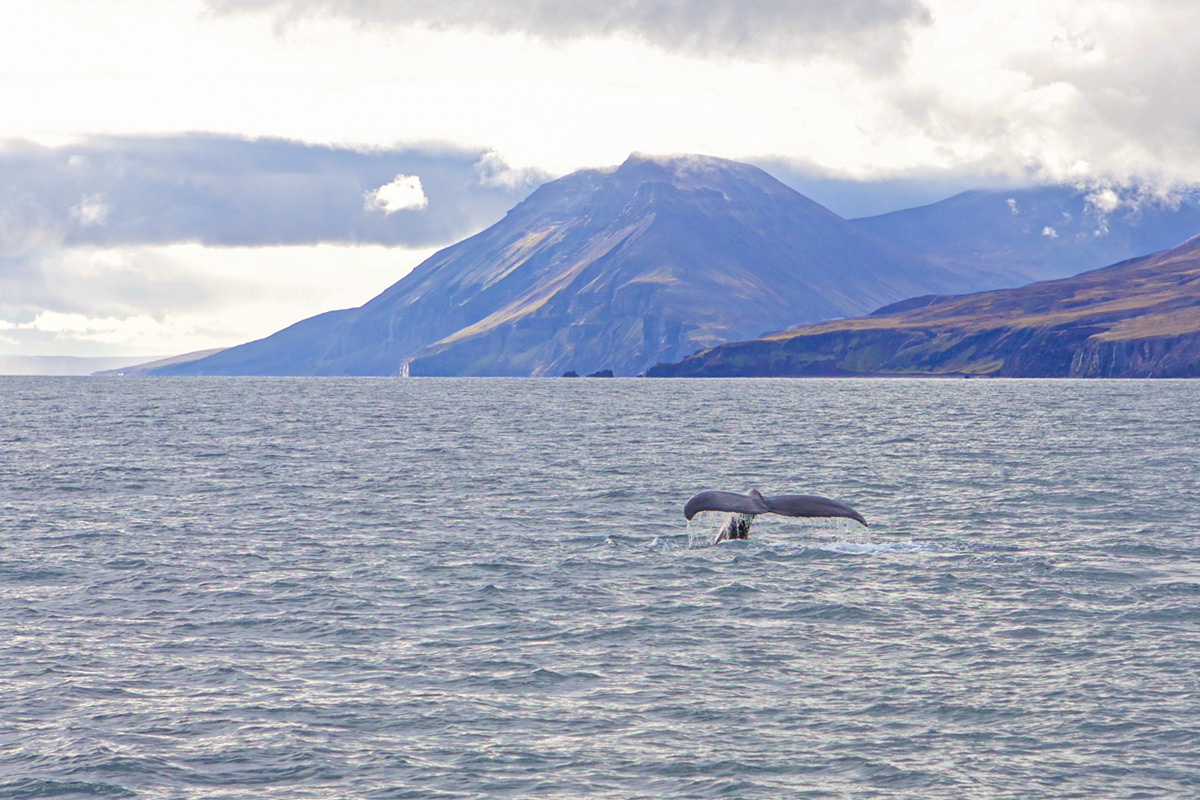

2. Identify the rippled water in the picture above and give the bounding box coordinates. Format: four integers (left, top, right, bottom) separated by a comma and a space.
2, 377, 1199, 799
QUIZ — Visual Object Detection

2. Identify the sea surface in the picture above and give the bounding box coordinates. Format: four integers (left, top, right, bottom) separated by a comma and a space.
2, 377, 1199, 799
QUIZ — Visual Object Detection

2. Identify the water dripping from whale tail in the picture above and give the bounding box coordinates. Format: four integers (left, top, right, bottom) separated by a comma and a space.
686, 511, 754, 548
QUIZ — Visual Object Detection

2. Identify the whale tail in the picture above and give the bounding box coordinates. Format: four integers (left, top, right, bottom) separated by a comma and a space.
684, 489, 866, 542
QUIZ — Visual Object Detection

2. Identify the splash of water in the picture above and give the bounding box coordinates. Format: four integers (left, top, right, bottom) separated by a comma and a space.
686, 511, 874, 549
685, 511, 735, 548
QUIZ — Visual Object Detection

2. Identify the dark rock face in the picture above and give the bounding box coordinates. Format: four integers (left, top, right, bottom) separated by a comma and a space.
153, 153, 971, 377
649, 236, 1200, 378
1072, 332, 1200, 378
586, 369, 614, 378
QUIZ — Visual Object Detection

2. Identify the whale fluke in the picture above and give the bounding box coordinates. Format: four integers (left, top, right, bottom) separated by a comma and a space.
683, 490, 770, 520
760, 493, 868, 527
684, 489, 867, 533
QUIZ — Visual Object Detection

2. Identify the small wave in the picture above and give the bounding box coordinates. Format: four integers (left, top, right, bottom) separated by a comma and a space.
488, 667, 601, 690
759, 538, 928, 560
998, 625, 1051, 639
1052, 566, 1147, 583
102, 558, 148, 570
1117, 606, 1200, 623
595, 533, 689, 552
778, 601, 880, 621
822, 539, 925, 555
708, 582, 761, 596
1146, 580, 1200, 596
0, 567, 73, 583
0, 778, 135, 798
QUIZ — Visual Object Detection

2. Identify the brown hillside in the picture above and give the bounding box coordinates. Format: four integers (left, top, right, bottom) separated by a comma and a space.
648, 236, 1200, 378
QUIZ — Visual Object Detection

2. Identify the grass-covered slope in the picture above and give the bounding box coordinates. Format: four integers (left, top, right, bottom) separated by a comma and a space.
648, 236, 1200, 378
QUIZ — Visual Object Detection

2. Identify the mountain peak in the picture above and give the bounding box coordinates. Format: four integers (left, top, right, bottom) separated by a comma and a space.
621, 151, 732, 170
153, 155, 968, 377
618, 151, 771, 185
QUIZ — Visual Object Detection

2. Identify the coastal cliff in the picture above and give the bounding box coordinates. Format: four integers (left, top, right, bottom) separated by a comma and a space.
648, 236, 1200, 378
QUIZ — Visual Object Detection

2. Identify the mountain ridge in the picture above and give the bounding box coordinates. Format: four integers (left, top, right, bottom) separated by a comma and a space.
152, 153, 972, 377
852, 186, 1200, 286
646, 235, 1200, 378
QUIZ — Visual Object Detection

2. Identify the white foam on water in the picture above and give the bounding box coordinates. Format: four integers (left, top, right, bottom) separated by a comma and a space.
682, 510, 925, 555
819, 539, 926, 555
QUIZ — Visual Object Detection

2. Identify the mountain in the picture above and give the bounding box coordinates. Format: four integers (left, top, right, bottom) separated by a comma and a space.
852, 186, 1200, 286
647, 235, 1200, 378
92, 348, 226, 376
0, 355, 169, 376
152, 154, 976, 377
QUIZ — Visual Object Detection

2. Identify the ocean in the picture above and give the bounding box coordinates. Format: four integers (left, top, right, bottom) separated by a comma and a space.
2, 377, 1198, 799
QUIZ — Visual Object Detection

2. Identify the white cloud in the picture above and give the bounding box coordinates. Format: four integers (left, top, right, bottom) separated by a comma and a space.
1, 0, 1199, 186
364, 173, 428, 214
1085, 187, 1121, 214
1042, 226, 1058, 238
473, 150, 547, 192
2, 310, 158, 339
0, 242, 434, 356
1007, 198, 1020, 215
69, 193, 110, 226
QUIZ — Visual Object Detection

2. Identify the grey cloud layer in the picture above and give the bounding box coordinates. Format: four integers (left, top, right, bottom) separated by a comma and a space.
0, 136, 544, 253
0, 248, 218, 323
0, 135, 546, 328
207, 0, 930, 63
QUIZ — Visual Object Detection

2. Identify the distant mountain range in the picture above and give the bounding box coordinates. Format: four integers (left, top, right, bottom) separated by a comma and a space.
647, 235, 1200, 378
145, 154, 1200, 377
852, 186, 1200, 286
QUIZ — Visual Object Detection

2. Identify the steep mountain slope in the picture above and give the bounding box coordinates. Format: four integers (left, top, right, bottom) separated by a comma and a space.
647, 236, 1200, 378
154, 154, 971, 377
853, 186, 1200, 286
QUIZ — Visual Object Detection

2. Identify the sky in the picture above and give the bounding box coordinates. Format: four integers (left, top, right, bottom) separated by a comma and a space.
3, 0, 1200, 357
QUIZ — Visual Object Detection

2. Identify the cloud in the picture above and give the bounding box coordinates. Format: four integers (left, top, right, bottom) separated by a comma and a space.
69, 193, 109, 226
0, 245, 215, 324
0, 134, 479, 355
0, 242, 434, 356
1084, 187, 1120, 215
11, 1, 1200, 192
364, 173, 428, 213
206, 0, 932, 65
473, 150, 547, 192
0, 135, 537, 250
0, 311, 165, 345
750, 157, 1032, 218
876, 0, 1200, 190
